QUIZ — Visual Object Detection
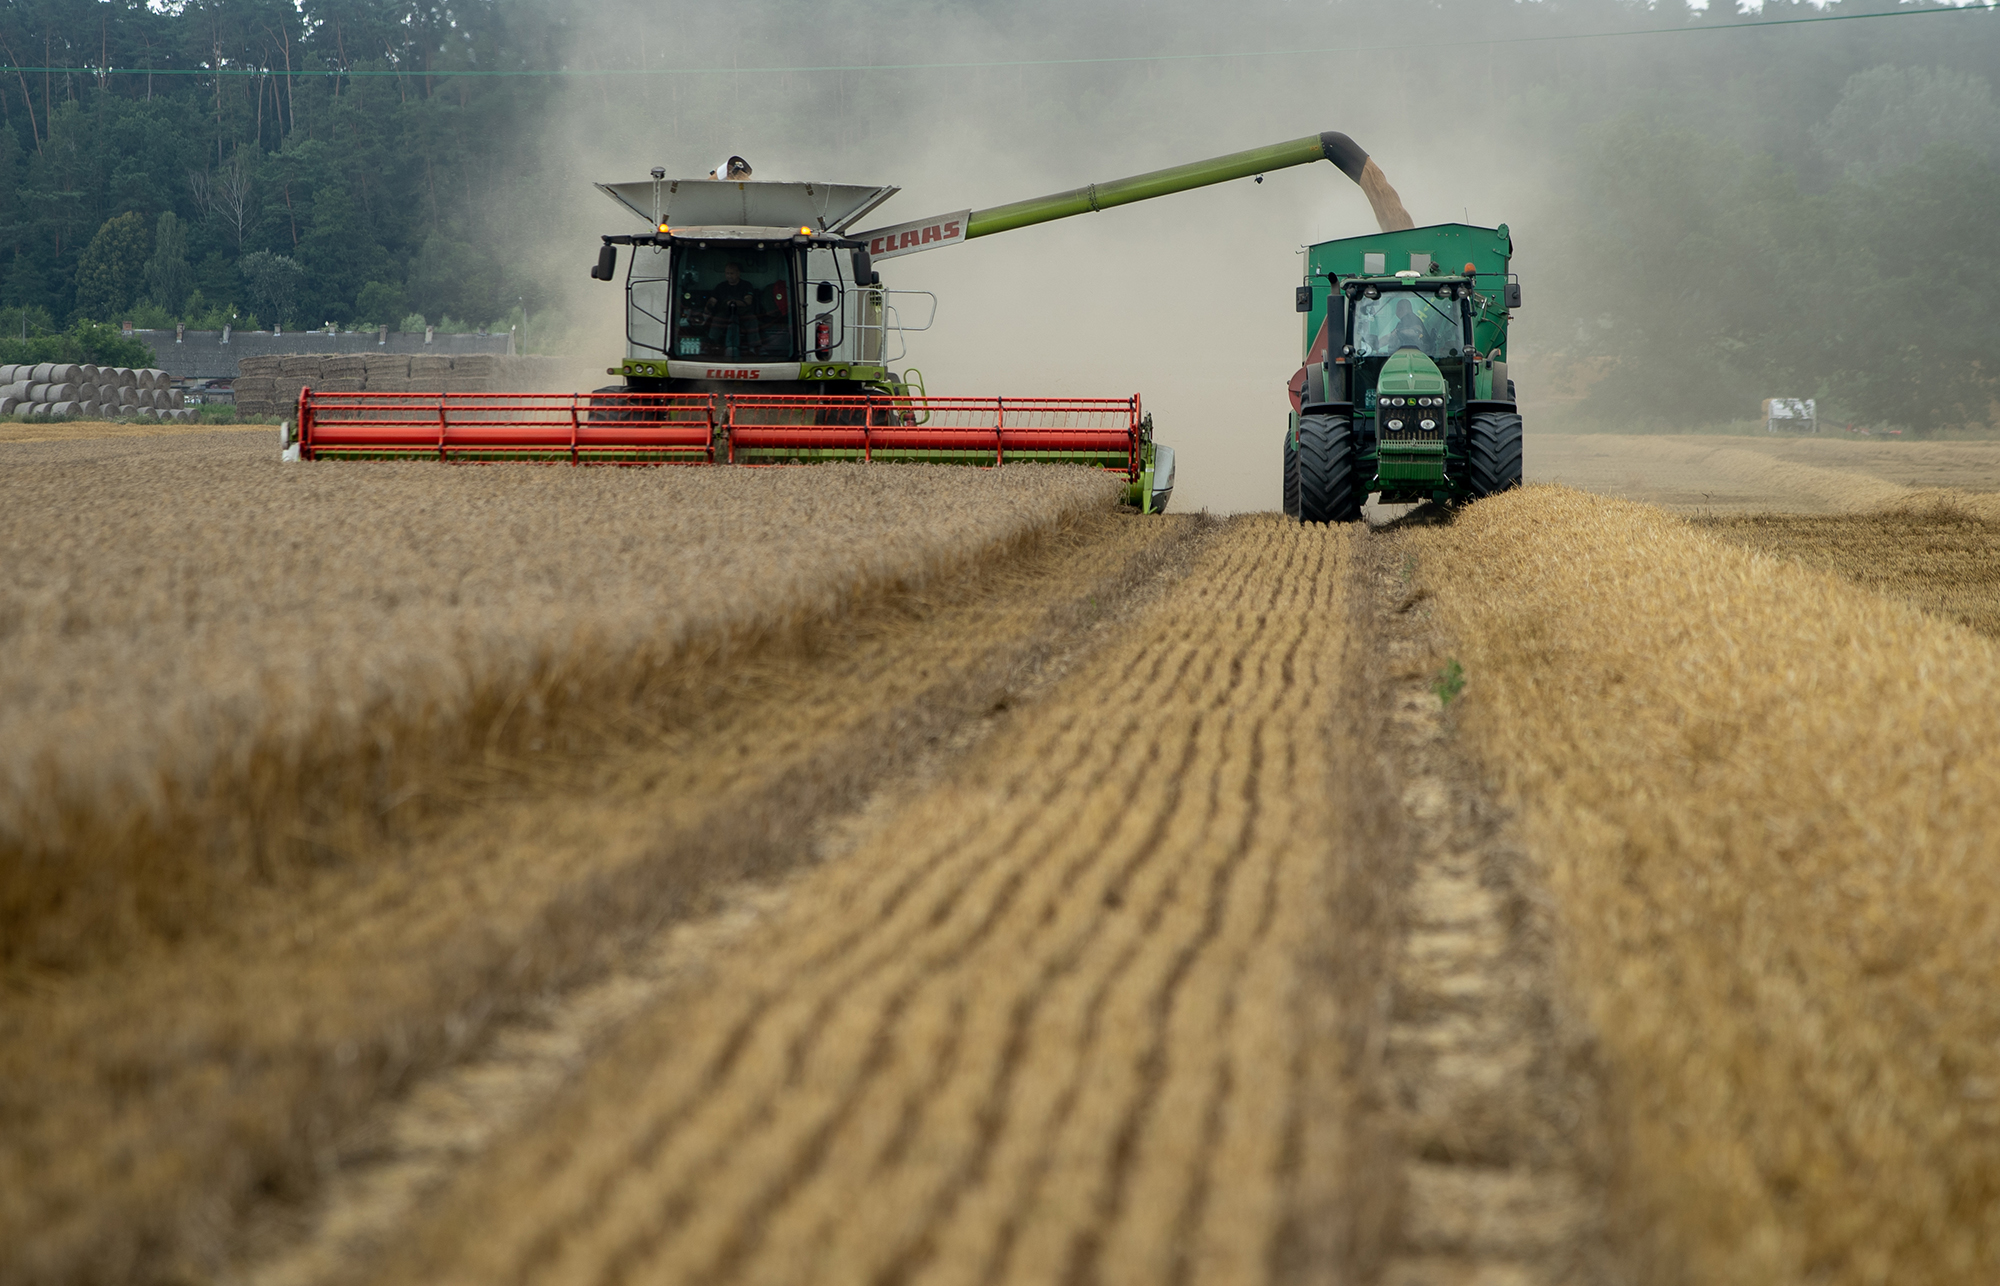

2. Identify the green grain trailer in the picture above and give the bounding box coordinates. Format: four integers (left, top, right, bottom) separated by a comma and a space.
1282, 223, 1523, 522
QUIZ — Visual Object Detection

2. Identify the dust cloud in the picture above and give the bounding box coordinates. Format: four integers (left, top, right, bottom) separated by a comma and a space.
508, 0, 1992, 512
505, 1, 1576, 512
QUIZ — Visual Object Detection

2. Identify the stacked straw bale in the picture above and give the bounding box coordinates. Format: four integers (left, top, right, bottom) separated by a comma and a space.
231, 354, 608, 417
0, 362, 192, 421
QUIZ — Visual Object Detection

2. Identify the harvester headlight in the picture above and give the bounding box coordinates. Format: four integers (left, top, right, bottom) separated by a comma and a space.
1437, 286, 1451, 299
1364, 285, 1380, 300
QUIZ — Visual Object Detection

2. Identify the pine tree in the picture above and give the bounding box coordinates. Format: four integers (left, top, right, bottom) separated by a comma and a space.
73, 213, 150, 324
145, 213, 194, 316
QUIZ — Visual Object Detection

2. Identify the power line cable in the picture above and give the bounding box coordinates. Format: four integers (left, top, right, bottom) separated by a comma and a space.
4, 1, 1994, 78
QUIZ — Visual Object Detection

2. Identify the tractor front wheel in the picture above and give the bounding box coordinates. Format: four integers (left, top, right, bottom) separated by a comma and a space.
1467, 408, 1524, 500
1282, 430, 1300, 518
1297, 412, 1362, 524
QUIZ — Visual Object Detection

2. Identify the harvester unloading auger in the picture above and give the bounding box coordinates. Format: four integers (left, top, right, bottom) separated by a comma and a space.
292, 132, 1415, 513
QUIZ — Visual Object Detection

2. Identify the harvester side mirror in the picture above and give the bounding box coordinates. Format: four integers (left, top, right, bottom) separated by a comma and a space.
852, 247, 873, 290
591, 245, 617, 281
1295, 285, 1312, 313
1505, 282, 1522, 310
816, 281, 836, 304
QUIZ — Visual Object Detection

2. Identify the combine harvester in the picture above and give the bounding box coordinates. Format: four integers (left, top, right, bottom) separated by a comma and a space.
293, 132, 1418, 513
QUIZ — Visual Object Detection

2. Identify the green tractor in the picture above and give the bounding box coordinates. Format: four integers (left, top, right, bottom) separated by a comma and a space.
1283, 223, 1523, 522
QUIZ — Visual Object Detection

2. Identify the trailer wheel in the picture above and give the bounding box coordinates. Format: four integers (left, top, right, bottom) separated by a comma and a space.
1297, 412, 1361, 524
1282, 431, 1300, 518
1467, 408, 1524, 500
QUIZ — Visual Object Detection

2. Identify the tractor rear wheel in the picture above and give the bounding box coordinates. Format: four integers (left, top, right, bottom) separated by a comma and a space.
1282, 431, 1300, 518
1467, 408, 1524, 500
1297, 412, 1362, 524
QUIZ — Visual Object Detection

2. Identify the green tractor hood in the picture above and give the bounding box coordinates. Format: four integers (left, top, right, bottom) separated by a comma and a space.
1377, 349, 1446, 397
1374, 349, 1448, 486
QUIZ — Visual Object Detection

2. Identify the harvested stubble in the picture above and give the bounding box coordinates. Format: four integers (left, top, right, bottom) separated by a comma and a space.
1407, 486, 2000, 1285
352, 516, 1397, 1286
1529, 434, 2000, 515
1697, 490, 2000, 639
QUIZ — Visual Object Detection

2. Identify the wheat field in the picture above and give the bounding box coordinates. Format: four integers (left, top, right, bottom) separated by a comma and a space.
1406, 486, 2000, 1286
0, 432, 1120, 972
16, 421, 2000, 1286
345, 515, 1389, 1286
0, 433, 1143, 1286
1697, 491, 2000, 639
1529, 434, 2000, 513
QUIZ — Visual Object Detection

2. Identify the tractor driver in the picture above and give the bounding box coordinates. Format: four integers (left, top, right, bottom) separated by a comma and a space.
706, 261, 761, 358
1386, 297, 1433, 352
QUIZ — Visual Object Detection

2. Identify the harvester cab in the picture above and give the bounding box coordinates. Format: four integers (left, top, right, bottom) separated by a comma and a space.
1284, 224, 1524, 523
590, 175, 927, 397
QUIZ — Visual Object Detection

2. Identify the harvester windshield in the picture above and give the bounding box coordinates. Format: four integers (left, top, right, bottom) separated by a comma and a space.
1352, 290, 1466, 358
624, 244, 801, 363
672, 246, 797, 362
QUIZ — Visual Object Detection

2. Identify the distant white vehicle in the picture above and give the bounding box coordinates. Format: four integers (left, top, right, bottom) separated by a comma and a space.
1764, 397, 1817, 434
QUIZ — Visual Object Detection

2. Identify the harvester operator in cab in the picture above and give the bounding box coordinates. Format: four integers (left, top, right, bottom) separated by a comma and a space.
706, 261, 760, 358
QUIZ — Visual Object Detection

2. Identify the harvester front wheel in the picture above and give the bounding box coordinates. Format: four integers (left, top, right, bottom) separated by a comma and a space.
1282, 431, 1300, 518
1467, 408, 1524, 500
1297, 413, 1362, 524
586, 385, 630, 422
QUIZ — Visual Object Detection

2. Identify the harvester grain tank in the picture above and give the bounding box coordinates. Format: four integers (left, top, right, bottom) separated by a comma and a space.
1283, 223, 1524, 522
294, 132, 1419, 515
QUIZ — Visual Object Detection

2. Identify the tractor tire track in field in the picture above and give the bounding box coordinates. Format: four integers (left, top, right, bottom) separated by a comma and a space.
341, 516, 1400, 1286
1363, 527, 1613, 1286
223, 510, 1216, 1286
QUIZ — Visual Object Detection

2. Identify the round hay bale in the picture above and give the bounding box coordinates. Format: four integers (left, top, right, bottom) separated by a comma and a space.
48, 363, 80, 383
76, 400, 96, 418
0, 396, 15, 415
44, 382, 77, 402
77, 364, 99, 382
168, 389, 185, 409
0, 365, 15, 383
30, 363, 55, 382
118, 404, 139, 418
27, 383, 51, 402
49, 401, 76, 417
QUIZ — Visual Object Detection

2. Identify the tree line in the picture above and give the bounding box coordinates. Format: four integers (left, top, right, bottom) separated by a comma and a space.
0, 0, 564, 340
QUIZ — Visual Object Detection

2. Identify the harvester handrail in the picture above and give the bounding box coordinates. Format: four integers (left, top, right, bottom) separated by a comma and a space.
298, 388, 718, 463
